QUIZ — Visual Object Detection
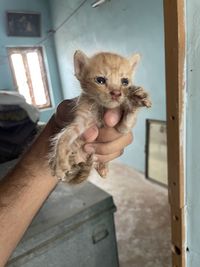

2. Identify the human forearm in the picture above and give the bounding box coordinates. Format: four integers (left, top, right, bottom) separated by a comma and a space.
0, 118, 58, 266
0, 101, 133, 266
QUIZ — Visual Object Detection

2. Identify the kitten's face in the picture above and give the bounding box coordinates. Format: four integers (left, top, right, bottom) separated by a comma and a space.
74, 51, 140, 108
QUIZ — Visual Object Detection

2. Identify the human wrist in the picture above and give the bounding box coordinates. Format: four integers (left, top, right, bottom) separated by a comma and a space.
16, 116, 58, 182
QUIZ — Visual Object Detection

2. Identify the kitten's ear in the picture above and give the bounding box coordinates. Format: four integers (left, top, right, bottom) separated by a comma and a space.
74, 50, 89, 79
129, 53, 141, 71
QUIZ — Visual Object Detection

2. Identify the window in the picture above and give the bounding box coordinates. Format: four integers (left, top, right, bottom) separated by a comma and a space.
8, 47, 51, 109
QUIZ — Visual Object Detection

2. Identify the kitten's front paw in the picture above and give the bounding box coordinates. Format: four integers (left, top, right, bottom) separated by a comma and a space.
128, 86, 152, 108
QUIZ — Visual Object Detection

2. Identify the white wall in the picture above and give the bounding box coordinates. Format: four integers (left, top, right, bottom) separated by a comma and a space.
186, 0, 200, 265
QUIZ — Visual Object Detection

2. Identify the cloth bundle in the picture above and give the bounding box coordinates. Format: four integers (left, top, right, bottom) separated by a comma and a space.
0, 91, 39, 163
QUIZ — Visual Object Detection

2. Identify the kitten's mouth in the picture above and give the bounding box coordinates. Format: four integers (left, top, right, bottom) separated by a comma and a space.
111, 96, 121, 102
104, 97, 123, 108
98, 92, 123, 108
111, 98, 121, 104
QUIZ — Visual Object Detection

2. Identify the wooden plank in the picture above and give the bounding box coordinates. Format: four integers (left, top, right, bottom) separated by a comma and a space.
171, 206, 186, 266
163, 0, 185, 208
163, 0, 186, 266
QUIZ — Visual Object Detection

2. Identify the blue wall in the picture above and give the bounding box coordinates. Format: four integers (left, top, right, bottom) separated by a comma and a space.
0, 0, 63, 121
49, 0, 166, 172
186, 0, 200, 265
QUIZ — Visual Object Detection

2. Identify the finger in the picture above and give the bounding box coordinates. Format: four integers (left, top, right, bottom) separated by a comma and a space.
82, 126, 99, 142
97, 127, 123, 142
84, 132, 133, 155
94, 150, 124, 163
103, 108, 122, 127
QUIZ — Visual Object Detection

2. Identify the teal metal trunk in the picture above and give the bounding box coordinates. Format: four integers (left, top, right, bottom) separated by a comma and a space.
7, 182, 119, 267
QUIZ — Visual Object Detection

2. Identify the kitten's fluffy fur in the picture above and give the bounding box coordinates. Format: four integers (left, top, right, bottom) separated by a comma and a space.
49, 51, 151, 184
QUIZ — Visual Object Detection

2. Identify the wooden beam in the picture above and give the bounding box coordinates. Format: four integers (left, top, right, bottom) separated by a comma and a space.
163, 0, 186, 266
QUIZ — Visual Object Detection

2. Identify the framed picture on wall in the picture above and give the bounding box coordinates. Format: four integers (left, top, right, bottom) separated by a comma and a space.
6, 12, 41, 37
145, 119, 168, 186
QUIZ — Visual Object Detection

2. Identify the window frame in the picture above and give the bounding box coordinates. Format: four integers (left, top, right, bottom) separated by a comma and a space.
8, 46, 51, 109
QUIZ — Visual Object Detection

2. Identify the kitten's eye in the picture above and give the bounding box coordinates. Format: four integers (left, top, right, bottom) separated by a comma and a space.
121, 78, 129, 86
95, 76, 106, 85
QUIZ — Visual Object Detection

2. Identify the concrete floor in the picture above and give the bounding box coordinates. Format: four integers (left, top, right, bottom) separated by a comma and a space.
89, 162, 171, 267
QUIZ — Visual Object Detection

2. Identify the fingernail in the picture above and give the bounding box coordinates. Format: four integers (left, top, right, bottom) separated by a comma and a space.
109, 114, 118, 126
84, 145, 95, 154
104, 109, 121, 127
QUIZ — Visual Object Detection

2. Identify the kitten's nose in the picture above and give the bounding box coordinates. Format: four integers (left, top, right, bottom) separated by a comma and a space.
110, 90, 122, 100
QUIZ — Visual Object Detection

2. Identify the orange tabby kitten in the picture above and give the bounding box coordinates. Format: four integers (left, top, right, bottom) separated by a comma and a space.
49, 50, 151, 184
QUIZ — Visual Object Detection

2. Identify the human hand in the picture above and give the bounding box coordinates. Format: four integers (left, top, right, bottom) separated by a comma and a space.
54, 99, 133, 163
82, 108, 133, 163
54, 99, 77, 129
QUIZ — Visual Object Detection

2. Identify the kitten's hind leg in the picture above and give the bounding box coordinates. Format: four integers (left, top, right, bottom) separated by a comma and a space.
49, 114, 94, 181
68, 154, 94, 184
49, 126, 77, 181
95, 162, 109, 178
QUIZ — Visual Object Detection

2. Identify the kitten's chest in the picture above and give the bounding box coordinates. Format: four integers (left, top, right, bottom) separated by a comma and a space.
75, 99, 103, 127
90, 103, 105, 128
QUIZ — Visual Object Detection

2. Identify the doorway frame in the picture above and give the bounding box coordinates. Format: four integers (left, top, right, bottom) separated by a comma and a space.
163, 0, 186, 266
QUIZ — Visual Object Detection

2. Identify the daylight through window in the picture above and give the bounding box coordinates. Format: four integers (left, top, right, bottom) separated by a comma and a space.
8, 47, 51, 109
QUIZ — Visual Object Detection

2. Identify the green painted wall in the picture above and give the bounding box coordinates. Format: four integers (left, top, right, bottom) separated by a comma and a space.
0, 0, 63, 121
49, 0, 166, 172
